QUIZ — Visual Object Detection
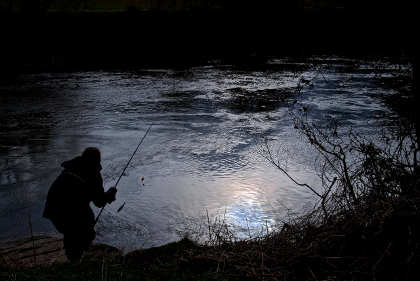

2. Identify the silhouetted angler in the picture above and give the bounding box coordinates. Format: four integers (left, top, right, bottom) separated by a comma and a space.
43, 147, 117, 262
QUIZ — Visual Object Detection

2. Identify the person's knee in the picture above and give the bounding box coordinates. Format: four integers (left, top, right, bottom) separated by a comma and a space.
81, 229, 96, 250
63, 228, 96, 254
65, 247, 83, 262
51, 218, 65, 234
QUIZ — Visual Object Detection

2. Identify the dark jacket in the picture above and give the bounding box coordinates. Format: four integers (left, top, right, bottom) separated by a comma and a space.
43, 156, 109, 232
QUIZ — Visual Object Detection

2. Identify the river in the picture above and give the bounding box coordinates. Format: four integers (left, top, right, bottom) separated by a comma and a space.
0, 56, 407, 251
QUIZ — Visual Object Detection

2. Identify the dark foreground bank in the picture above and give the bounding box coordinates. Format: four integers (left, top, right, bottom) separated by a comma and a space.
0, 235, 227, 281
2, 190, 420, 281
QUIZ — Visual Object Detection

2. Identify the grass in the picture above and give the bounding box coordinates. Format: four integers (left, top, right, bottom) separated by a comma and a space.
3, 191, 419, 281
0, 238, 233, 281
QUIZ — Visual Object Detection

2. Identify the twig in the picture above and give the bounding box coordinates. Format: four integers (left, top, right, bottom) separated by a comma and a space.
246, 217, 252, 239
101, 257, 108, 281
28, 213, 36, 266
307, 266, 319, 281
206, 209, 212, 243
372, 242, 392, 281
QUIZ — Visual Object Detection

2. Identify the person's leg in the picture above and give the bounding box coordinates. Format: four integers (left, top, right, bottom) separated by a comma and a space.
63, 232, 84, 262
63, 226, 96, 262
82, 227, 96, 251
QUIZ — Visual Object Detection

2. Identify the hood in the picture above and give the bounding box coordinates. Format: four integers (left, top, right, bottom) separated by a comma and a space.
61, 156, 102, 172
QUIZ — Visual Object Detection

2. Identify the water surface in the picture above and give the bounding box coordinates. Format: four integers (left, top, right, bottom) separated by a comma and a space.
0, 57, 405, 250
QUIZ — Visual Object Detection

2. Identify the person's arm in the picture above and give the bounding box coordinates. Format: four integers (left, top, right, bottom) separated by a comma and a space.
91, 173, 117, 207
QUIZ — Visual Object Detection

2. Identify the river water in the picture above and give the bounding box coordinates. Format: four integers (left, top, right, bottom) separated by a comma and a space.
0, 57, 407, 251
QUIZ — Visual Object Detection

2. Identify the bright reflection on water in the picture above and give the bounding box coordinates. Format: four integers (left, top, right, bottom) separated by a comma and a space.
0, 57, 407, 250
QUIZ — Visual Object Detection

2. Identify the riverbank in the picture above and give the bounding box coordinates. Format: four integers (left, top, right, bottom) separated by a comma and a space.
0, 235, 229, 280
2, 190, 420, 280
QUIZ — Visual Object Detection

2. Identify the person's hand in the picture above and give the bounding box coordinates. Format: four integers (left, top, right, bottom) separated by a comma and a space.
106, 187, 117, 203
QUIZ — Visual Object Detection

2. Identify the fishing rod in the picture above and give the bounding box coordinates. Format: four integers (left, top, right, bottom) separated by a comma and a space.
95, 124, 153, 225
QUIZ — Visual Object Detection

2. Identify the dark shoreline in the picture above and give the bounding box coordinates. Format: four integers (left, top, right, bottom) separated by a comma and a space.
0, 8, 415, 75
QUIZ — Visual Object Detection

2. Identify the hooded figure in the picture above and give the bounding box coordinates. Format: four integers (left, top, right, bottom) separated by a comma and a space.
43, 147, 117, 262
